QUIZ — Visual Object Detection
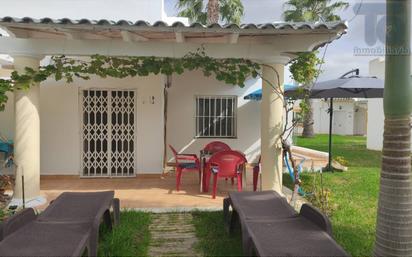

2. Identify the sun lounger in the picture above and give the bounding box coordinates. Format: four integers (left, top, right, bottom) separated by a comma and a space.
0, 191, 120, 256
0, 208, 90, 256
245, 216, 348, 256
224, 191, 349, 256
38, 191, 119, 225
223, 191, 297, 233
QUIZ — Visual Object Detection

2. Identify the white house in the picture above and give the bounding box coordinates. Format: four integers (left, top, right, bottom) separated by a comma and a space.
367, 58, 412, 151
0, 0, 346, 206
311, 98, 367, 136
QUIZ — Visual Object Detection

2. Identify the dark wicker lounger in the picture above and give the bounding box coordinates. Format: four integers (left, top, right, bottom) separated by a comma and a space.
38, 191, 120, 226
223, 191, 298, 233
224, 191, 349, 257
0, 208, 90, 257
0, 191, 120, 256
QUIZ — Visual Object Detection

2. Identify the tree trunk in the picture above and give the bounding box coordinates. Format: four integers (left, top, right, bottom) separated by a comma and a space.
207, 0, 219, 24
375, 117, 412, 256
302, 98, 315, 138
374, 1, 412, 256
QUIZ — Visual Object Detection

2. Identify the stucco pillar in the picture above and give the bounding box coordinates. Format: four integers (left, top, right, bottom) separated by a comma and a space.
260, 63, 284, 193
11, 55, 45, 207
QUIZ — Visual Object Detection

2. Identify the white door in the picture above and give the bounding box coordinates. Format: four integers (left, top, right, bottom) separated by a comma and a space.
333, 111, 347, 135
81, 89, 136, 177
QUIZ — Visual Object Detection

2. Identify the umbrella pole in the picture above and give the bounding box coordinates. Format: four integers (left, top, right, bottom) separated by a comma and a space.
327, 98, 334, 171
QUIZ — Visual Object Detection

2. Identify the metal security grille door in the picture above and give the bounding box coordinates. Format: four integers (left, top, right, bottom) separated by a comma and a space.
110, 90, 136, 176
81, 89, 136, 177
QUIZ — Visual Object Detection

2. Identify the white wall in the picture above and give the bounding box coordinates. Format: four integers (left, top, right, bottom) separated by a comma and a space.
312, 100, 330, 134
367, 58, 385, 150
367, 57, 412, 150
0, 69, 266, 175
354, 105, 367, 136
167, 70, 261, 164
312, 99, 358, 135
0, 74, 165, 175
367, 99, 384, 150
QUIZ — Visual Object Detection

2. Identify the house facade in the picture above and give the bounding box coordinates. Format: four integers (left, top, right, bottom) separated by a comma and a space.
0, 69, 262, 176
311, 98, 367, 136
0, 0, 346, 206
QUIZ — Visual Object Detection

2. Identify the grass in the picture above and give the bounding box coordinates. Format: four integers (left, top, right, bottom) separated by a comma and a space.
192, 211, 243, 256
288, 134, 381, 256
98, 211, 152, 257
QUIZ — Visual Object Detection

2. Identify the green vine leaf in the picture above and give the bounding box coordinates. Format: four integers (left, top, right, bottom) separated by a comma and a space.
0, 48, 264, 111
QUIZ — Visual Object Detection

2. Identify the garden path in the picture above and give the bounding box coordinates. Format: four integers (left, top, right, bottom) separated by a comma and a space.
148, 212, 200, 257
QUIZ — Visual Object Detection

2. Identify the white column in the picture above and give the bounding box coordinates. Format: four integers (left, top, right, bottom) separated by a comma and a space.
11, 55, 45, 207
260, 63, 285, 193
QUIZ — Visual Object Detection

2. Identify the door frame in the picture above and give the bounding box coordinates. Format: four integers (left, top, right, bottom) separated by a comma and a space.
78, 87, 138, 178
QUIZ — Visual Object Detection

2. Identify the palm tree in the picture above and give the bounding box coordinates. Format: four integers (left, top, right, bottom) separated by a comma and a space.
176, 0, 244, 25
207, 0, 219, 24
176, 0, 207, 25
374, 1, 412, 256
284, 0, 349, 22
283, 0, 348, 138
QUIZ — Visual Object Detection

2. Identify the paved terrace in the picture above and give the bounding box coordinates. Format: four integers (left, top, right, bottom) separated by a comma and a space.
38, 169, 307, 211
39, 170, 256, 210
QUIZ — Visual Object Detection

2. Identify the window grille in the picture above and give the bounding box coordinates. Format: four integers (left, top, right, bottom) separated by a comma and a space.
195, 96, 237, 138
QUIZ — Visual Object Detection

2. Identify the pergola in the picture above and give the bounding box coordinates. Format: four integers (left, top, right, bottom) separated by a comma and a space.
0, 17, 347, 205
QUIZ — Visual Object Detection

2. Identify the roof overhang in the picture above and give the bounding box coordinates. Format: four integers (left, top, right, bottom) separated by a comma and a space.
0, 17, 348, 63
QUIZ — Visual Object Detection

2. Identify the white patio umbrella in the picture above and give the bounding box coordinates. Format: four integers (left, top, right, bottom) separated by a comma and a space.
285, 69, 384, 170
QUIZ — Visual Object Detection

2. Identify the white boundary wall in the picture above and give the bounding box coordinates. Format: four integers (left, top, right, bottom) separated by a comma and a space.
367, 57, 412, 151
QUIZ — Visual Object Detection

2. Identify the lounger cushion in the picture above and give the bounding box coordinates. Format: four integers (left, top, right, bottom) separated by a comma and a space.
0, 221, 90, 257
38, 191, 114, 222
229, 191, 297, 220
245, 217, 349, 257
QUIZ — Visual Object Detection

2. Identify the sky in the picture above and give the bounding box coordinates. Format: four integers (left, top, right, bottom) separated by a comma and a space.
165, 0, 388, 83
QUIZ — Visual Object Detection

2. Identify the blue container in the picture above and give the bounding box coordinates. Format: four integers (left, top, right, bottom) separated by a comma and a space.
0, 140, 13, 158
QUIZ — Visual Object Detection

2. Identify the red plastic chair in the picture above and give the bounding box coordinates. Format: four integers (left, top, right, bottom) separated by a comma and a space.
253, 156, 261, 192
169, 145, 201, 192
203, 141, 231, 154
201, 141, 232, 191
206, 150, 247, 199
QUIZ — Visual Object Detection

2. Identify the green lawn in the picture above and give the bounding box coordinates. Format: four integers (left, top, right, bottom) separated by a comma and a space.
291, 134, 381, 256
192, 211, 243, 256
99, 211, 152, 257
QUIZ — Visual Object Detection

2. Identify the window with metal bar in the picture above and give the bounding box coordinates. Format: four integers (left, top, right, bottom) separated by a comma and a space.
195, 96, 237, 138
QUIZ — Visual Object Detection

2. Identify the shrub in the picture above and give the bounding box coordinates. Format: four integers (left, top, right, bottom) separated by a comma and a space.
334, 156, 349, 167
306, 172, 337, 216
